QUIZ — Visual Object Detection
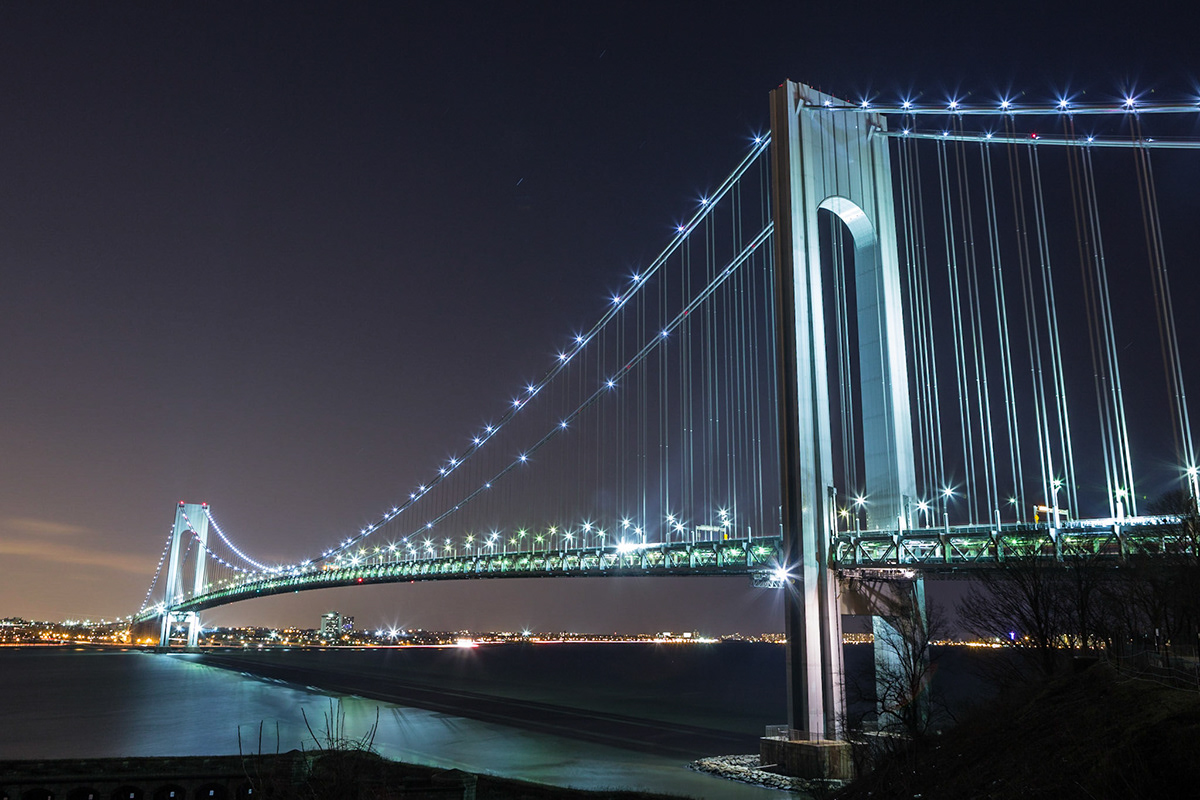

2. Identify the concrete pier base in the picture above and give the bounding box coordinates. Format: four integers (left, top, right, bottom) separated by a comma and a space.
760, 737, 854, 780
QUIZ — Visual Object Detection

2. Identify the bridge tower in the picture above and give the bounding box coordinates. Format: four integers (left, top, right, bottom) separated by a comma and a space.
769, 81, 917, 739
158, 502, 210, 648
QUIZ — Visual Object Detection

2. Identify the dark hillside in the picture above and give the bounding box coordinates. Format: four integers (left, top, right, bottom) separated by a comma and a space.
837, 663, 1200, 800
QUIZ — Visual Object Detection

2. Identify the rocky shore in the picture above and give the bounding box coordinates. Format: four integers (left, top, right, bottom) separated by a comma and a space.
688, 754, 846, 795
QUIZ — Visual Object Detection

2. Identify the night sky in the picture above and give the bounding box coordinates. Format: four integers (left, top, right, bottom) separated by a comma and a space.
1, 3, 1195, 632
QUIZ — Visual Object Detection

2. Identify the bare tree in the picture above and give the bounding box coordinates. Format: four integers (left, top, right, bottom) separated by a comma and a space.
844, 576, 946, 739
959, 555, 1069, 680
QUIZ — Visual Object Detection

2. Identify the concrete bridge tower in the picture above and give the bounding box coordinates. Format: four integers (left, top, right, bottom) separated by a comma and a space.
158, 502, 210, 648
770, 80, 918, 739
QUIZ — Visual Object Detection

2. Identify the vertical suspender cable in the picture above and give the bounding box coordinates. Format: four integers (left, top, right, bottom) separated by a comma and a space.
913, 139, 945, 507
1029, 146, 1079, 513
936, 139, 971, 521
980, 143, 1025, 519
1006, 119, 1053, 514
1083, 144, 1138, 514
1131, 115, 1198, 499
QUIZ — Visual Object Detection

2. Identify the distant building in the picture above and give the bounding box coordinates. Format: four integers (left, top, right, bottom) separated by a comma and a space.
341, 615, 354, 632
320, 612, 341, 639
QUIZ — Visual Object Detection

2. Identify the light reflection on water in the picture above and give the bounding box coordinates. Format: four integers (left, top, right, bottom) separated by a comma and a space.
1, 649, 783, 799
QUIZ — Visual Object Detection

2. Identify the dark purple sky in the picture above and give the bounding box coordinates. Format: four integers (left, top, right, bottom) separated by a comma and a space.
1, 3, 1195, 631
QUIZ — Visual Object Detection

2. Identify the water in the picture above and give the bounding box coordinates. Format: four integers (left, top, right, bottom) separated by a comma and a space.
0, 645, 794, 798
0, 644, 995, 797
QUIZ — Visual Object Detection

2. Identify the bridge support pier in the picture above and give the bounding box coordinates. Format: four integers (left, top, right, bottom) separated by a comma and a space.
870, 577, 930, 734
838, 575, 931, 735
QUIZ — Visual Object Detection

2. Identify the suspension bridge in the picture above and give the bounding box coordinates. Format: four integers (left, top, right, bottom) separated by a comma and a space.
134, 81, 1199, 745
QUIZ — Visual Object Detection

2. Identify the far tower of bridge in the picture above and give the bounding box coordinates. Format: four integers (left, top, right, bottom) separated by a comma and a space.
158, 502, 210, 648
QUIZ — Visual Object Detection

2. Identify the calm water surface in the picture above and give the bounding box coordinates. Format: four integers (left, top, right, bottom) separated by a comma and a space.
1, 646, 793, 799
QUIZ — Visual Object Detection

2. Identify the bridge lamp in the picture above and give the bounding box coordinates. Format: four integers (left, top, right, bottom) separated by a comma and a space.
622, 518, 631, 529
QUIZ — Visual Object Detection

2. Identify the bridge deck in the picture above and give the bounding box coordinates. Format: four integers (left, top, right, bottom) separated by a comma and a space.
138, 516, 1193, 622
